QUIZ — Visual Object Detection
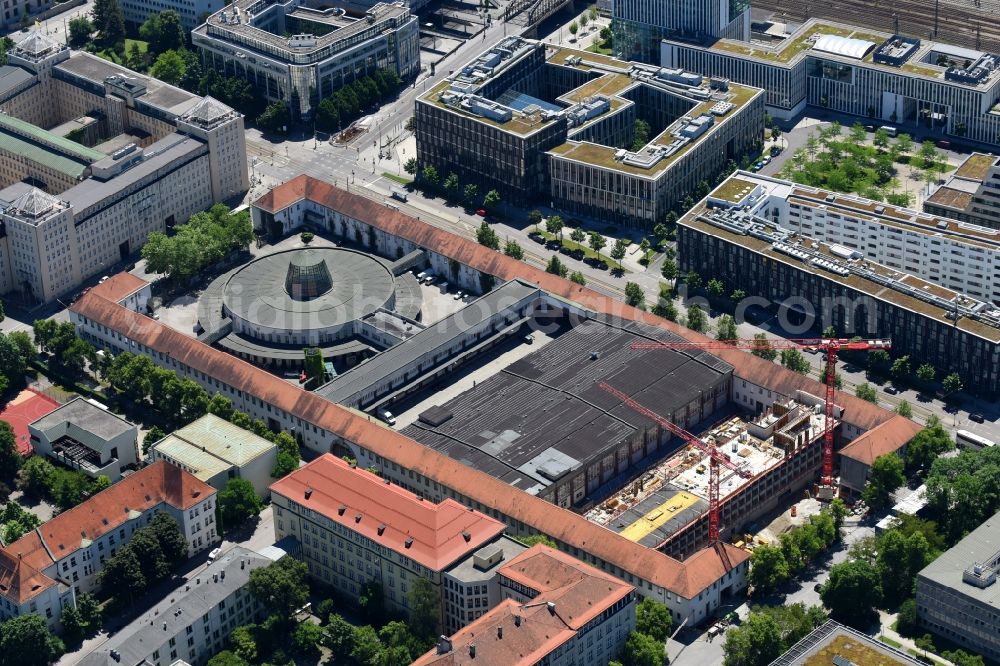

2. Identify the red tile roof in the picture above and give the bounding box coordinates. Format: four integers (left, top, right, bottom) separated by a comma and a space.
413, 544, 634, 666
91, 273, 148, 303
1, 388, 60, 455
0, 539, 58, 603
69, 177, 909, 600
270, 454, 506, 571
6, 461, 215, 573
838, 415, 923, 466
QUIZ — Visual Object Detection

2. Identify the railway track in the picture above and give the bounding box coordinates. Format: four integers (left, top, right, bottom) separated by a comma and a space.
756, 0, 1000, 52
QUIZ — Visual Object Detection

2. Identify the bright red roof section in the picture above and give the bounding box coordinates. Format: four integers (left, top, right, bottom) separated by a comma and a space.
1, 389, 60, 455
270, 454, 506, 571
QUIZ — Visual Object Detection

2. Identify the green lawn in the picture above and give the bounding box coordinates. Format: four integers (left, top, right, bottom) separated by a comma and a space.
382, 172, 413, 186
126, 38, 149, 54
585, 41, 612, 55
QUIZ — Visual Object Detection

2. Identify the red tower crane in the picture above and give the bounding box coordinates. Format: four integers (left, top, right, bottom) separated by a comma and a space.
598, 381, 752, 544
629, 337, 892, 494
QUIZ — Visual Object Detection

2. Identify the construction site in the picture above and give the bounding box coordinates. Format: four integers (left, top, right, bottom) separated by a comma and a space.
585, 399, 835, 557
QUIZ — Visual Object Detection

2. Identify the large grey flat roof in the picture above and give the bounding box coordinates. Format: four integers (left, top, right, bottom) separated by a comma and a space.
29, 397, 135, 440
0, 65, 33, 99
78, 547, 277, 666
918, 510, 1000, 606
401, 317, 732, 494
64, 134, 206, 214
316, 279, 542, 405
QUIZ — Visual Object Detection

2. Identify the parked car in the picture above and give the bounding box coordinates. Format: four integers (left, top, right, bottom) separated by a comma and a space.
380, 410, 396, 426
453, 291, 464, 300
970, 412, 985, 423
208, 547, 222, 563
476, 208, 487, 217
884, 386, 899, 395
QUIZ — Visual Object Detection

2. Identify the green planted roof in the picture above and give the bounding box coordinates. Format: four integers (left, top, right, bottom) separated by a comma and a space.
0, 130, 90, 179
0, 114, 105, 163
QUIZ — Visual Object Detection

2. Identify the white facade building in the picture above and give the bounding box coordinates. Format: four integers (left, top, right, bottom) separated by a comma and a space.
28, 397, 139, 481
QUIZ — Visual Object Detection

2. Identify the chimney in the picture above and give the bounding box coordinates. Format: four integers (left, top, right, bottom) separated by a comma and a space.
338, 505, 346, 516
469, 644, 476, 658
514, 615, 521, 627
304, 487, 313, 500
497, 626, 503, 639
377, 524, 386, 536
163, 622, 167, 630
241, 560, 245, 570
436, 636, 452, 654
405, 537, 414, 549
547, 602, 556, 615
462, 530, 471, 542
354, 514, 362, 523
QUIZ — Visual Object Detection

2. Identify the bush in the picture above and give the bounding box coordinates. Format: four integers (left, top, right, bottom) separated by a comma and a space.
300, 231, 314, 244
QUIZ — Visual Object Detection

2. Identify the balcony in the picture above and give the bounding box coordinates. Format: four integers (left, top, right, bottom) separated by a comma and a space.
50, 436, 118, 478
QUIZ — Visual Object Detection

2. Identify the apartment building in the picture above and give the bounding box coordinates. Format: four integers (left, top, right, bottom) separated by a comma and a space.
192, 0, 419, 119
0, 549, 74, 632
662, 19, 1000, 146
0, 460, 217, 618
924, 152, 1000, 230
415, 37, 763, 229
916, 511, 1000, 662
270, 454, 506, 621
121, 0, 224, 31
678, 173, 1000, 394
80, 547, 277, 666
0, 30, 248, 304
714, 171, 1000, 304
414, 544, 636, 666
28, 397, 139, 482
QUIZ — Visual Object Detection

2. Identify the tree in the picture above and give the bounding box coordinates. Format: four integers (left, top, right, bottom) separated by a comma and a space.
569, 271, 586, 286
76, 592, 102, 630
821, 559, 882, 628
684, 271, 702, 292
896, 598, 919, 636
916, 363, 936, 382
890, 355, 912, 381
97, 546, 146, 605
876, 528, 934, 606
905, 422, 953, 474
568, 20, 579, 36
483, 189, 501, 211
611, 238, 628, 268
660, 257, 678, 282
408, 576, 441, 640
230, 625, 258, 663
653, 222, 670, 247
635, 598, 672, 642
545, 214, 563, 240
68, 16, 94, 47
686, 304, 706, 332
292, 622, 325, 656
855, 383, 879, 403
631, 118, 651, 151
894, 400, 913, 418
0, 614, 65, 666
942, 650, 985, 666
588, 232, 607, 260
503, 239, 524, 260
463, 183, 478, 203
652, 298, 677, 321
624, 282, 645, 308
873, 127, 890, 150
349, 625, 382, 665
421, 164, 439, 187
148, 512, 189, 566
570, 227, 586, 244
207, 651, 249, 666
779, 348, 810, 375
303, 347, 324, 387
723, 611, 783, 666
895, 133, 913, 156
621, 631, 664, 666
403, 157, 417, 175
256, 101, 289, 134
475, 220, 500, 250
748, 544, 789, 592
16, 456, 54, 499
862, 453, 905, 512
92, 0, 126, 47
868, 349, 890, 371
325, 614, 356, 656
149, 49, 187, 85
751, 333, 778, 361
218, 478, 263, 531
249, 556, 309, 619
139, 10, 185, 55
716, 315, 738, 343
707, 278, 725, 299
443, 172, 459, 200
0, 421, 21, 481
546, 255, 567, 277
127, 41, 146, 71
528, 209, 542, 231
60, 605, 87, 647
942, 372, 963, 395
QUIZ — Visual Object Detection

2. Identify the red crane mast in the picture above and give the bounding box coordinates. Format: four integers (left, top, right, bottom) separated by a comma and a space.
629, 337, 891, 493
598, 381, 751, 544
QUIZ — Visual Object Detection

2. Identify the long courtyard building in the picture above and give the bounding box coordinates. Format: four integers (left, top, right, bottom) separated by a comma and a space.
677, 172, 1000, 395
924, 152, 1000, 230
662, 18, 1000, 146
415, 36, 764, 229
69, 176, 919, 626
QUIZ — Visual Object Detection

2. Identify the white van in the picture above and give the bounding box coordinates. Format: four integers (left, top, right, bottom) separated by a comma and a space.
380, 410, 396, 426
879, 125, 898, 137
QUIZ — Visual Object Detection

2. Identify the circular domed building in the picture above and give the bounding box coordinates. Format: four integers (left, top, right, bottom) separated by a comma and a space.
197, 246, 422, 369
